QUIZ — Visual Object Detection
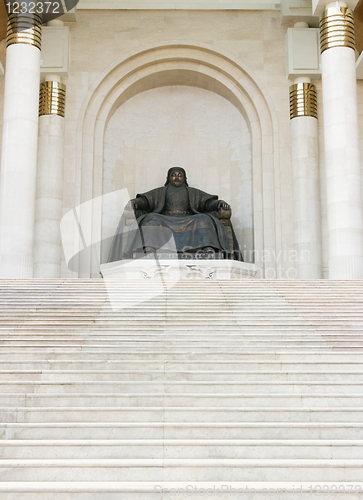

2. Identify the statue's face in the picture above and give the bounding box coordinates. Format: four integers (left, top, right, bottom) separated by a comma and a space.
169, 170, 185, 187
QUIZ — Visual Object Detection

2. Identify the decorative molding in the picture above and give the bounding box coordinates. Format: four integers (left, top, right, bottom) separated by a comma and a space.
6, 13, 42, 50
320, 6, 355, 54
289, 82, 318, 120
280, 0, 319, 28
77, 0, 279, 10
39, 81, 66, 117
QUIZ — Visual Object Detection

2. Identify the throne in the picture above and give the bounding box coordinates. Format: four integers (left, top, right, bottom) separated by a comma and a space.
123, 205, 236, 258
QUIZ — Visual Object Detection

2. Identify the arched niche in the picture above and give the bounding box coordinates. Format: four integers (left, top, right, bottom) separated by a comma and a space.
76, 43, 280, 277
102, 85, 253, 263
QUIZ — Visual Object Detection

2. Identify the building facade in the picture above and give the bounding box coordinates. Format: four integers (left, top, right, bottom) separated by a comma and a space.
0, 0, 363, 279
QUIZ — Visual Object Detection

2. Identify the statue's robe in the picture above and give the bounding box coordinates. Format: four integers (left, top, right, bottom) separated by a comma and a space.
108, 185, 242, 261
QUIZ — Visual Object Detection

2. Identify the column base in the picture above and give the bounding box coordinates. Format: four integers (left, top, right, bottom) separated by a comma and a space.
0, 255, 33, 278
295, 264, 323, 280
329, 255, 363, 279
33, 263, 61, 278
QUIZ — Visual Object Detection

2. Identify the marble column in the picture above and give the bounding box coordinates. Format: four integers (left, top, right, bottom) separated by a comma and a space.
33, 78, 66, 278
290, 77, 323, 279
320, 1, 363, 279
0, 13, 42, 277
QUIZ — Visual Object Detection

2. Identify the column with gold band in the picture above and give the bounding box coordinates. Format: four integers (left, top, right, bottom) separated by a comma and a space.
290, 83, 318, 120
34, 79, 66, 278
320, 2, 363, 279
0, 13, 42, 277
320, 5, 355, 53
39, 81, 66, 117
290, 79, 322, 279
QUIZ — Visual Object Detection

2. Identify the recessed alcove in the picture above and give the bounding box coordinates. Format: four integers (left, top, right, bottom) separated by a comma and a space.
76, 43, 279, 278
101, 85, 253, 264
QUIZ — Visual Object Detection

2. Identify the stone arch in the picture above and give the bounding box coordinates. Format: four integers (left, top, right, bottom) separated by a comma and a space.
76, 42, 280, 277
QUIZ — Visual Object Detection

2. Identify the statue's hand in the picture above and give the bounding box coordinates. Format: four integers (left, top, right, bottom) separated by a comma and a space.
125, 200, 137, 213
218, 200, 231, 211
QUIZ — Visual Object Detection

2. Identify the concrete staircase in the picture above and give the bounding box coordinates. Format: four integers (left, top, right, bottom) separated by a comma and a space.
0, 279, 362, 499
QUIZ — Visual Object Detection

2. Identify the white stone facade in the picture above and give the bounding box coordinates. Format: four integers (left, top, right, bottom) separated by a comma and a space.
0, 4, 363, 278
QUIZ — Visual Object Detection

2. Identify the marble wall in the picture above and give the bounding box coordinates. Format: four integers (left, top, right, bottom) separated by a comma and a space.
101, 86, 252, 263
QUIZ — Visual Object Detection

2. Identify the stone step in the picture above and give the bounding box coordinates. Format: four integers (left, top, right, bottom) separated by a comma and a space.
2, 294, 363, 298
2, 326, 361, 332
2, 309, 363, 315
5, 348, 363, 356
0, 295, 301, 298
0, 324, 357, 331
1, 331, 363, 338
1, 286, 308, 289
1, 339, 362, 347
2, 342, 363, 349
2, 406, 363, 423
1, 310, 362, 317
2, 351, 363, 361
2, 380, 363, 394
1, 392, 362, 407
1, 439, 362, 459
1, 314, 362, 321
0, 282, 361, 286
0, 296, 360, 302
3, 323, 360, 330
0, 458, 362, 482
1, 369, 363, 382
0, 287, 358, 293
0, 284, 361, 289
1, 332, 362, 339
4, 335, 361, 341
1, 310, 360, 317
1, 305, 363, 312
2, 327, 363, 335
2, 328, 363, 335
1, 342, 361, 350
0, 307, 312, 312
1, 319, 362, 326
1, 422, 363, 440
0, 481, 361, 500
2, 338, 363, 346
0, 346, 350, 354
0, 290, 360, 295
2, 295, 359, 300
1, 360, 362, 371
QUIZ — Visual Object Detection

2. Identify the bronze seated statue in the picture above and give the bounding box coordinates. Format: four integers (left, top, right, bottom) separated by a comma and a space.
108, 167, 242, 261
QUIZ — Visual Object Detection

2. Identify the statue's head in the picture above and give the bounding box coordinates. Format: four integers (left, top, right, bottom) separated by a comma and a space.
165, 167, 189, 187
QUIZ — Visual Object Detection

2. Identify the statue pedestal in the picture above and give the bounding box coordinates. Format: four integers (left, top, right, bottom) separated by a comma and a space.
100, 259, 259, 280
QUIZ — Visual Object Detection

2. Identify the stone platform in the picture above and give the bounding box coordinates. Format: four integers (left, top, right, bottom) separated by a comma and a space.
100, 258, 259, 280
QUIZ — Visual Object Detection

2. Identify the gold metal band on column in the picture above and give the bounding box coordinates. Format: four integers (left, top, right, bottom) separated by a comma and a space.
290, 83, 318, 120
39, 81, 66, 118
6, 13, 42, 50
319, 6, 355, 53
